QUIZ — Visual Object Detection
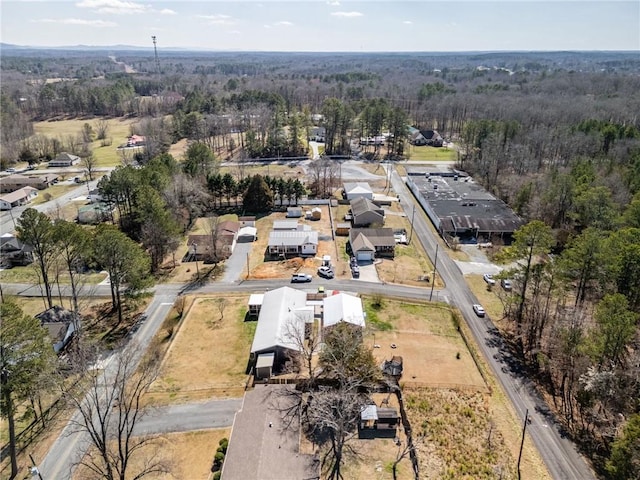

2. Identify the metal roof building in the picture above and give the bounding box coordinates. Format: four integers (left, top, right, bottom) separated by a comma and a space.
323, 293, 366, 329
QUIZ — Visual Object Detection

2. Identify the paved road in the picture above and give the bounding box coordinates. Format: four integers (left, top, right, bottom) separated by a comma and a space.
388, 165, 595, 480
0, 178, 100, 234
133, 398, 242, 436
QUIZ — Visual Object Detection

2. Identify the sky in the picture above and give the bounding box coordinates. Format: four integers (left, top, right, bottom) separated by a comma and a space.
0, 0, 638, 52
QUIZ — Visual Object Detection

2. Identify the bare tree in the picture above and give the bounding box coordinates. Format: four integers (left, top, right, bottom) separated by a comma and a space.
63, 344, 169, 480
82, 153, 97, 182
95, 119, 110, 141
280, 314, 323, 383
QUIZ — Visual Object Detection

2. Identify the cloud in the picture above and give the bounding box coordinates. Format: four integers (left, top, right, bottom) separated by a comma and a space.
327, 1, 340, 5
36, 17, 117, 27
330, 11, 363, 18
403, 20, 413, 25
274, 21, 293, 26
197, 14, 235, 25
76, 0, 148, 15
159, 8, 176, 15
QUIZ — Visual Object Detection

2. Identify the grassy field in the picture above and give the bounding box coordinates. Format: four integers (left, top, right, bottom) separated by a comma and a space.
406, 145, 457, 162
33, 117, 141, 168
0, 266, 107, 285
147, 294, 256, 404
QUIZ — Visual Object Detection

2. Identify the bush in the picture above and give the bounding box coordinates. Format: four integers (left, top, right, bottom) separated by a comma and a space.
212, 472, 221, 480
214, 451, 225, 462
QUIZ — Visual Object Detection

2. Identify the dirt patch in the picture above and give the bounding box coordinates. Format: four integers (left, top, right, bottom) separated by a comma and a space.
147, 295, 254, 404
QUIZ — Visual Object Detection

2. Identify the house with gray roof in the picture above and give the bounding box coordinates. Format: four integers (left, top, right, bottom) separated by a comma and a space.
343, 182, 373, 200
349, 228, 395, 261
268, 230, 318, 257
48, 152, 81, 167
350, 197, 385, 227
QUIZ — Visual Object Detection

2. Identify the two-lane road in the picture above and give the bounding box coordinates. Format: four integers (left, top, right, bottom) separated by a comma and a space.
389, 166, 595, 479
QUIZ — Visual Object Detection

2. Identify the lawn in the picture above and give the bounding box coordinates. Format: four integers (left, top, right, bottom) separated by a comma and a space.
71, 429, 231, 480
147, 294, 256, 404
33, 117, 141, 168
406, 145, 457, 162
0, 265, 107, 286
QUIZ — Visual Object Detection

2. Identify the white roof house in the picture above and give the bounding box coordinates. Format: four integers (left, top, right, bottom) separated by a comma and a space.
323, 292, 366, 329
250, 287, 313, 355
344, 182, 373, 200
268, 230, 318, 256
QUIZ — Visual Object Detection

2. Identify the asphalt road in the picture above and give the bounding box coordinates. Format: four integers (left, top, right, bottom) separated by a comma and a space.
388, 166, 595, 480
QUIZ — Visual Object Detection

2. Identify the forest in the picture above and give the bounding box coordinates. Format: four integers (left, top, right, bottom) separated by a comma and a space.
1, 48, 639, 478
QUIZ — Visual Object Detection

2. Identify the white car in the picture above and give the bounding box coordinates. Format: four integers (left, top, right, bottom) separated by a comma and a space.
317, 266, 335, 279
291, 273, 312, 283
483, 273, 496, 285
472, 304, 486, 317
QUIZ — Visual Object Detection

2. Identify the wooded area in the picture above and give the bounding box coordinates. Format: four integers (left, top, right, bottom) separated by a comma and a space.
1, 49, 639, 478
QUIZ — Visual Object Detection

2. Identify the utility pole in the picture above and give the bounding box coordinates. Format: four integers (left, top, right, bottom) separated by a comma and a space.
429, 243, 439, 301
408, 204, 416, 244
517, 409, 530, 480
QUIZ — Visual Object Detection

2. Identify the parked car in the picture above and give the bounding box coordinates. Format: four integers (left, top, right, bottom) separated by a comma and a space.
5, 168, 16, 173
317, 266, 335, 279
501, 279, 513, 291
350, 257, 358, 267
291, 273, 312, 283
351, 265, 360, 278
483, 273, 496, 285
472, 304, 486, 317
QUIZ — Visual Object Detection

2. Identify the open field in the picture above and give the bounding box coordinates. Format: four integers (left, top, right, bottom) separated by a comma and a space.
0, 266, 107, 286
219, 161, 305, 180
147, 294, 255, 404
33, 117, 141, 168
362, 297, 486, 389
406, 145, 457, 162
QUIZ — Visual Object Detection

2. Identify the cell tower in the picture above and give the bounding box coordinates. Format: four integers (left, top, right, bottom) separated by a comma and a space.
151, 36, 160, 74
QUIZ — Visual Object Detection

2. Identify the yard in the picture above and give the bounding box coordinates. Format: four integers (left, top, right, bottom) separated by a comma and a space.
33, 117, 141, 168
406, 145, 457, 162
146, 294, 256, 405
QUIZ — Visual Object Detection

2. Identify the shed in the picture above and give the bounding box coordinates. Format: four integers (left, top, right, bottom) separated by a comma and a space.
239, 216, 256, 227
238, 226, 257, 243
336, 223, 351, 236
248, 294, 264, 317
255, 353, 275, 380
287, 207, 303, 218
311, 207, 322, 220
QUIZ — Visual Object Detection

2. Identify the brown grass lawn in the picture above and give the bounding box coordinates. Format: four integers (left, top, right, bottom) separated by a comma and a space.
362, 298, 486, 389
147, 295, 255, 404
33, 117, 141, 168
219, 162, 305, 180
464, 274, 513, 331
0, 266, 107, 286
248, 207, 338, 281
71, 428, 230, 480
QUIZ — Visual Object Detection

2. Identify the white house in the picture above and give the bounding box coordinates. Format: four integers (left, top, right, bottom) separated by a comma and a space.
268, 230, 318, 257
48, 152, 81, 167
0, 187, 38, 210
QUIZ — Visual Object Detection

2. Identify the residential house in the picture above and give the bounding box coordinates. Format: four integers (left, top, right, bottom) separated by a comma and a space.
0, 233, 33, 267
187, 221, 239, 262
268, 230, 318, 257
349, 228, 396, 261
250, 286, 314, 379
308, 126, 326, 142
35, 306, 80, 354
350, 197, 385, 227
48, 152, 80, 167
0, 174, 58, 193
126, 135, 146, 147
273, 220, 307, 231
343, 182, 373, 201
419, 129, 444, 147
0, 187, 38, 210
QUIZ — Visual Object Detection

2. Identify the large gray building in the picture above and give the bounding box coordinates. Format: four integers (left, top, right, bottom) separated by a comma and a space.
406, 167, 524, 243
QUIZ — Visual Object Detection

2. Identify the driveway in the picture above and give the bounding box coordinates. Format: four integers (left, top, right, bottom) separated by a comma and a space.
353, 260, 380, 283
221, 241, 253, 283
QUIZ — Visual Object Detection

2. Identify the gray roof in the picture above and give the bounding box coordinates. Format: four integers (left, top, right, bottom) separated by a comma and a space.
406, 167, 524, 234
350, 197, 383, 217
350, 228, 395, 248
343, 182, 373, 195
268, 230, 318, 247
251, 287, 312, 354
